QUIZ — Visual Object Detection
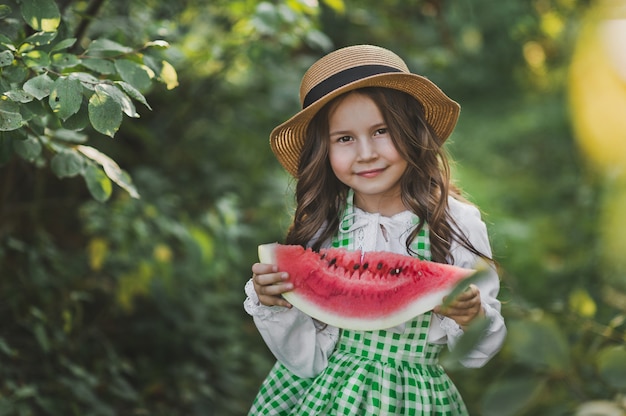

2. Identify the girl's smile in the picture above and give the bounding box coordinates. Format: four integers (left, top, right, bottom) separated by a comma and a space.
356, 168, 386, 178
328, 92, 408, 215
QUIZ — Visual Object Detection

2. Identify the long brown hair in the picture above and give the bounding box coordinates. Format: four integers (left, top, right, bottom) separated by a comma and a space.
285, 87, 489, 264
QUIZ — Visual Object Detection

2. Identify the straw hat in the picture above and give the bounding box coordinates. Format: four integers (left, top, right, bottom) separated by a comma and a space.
270, 44, 461, 177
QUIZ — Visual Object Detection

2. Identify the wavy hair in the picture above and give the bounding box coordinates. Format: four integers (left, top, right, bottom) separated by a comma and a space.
285, 87, 489, 264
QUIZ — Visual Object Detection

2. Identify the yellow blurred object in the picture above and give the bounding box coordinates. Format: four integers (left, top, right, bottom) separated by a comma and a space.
153, 243, 173, 263
569, 3, 626, 178
570, 1, 626, 292
87, 237, 108, 271
116, 262, 154, 312
568, 288, 597, 318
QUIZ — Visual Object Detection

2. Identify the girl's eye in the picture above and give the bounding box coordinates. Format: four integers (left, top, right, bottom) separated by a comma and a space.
374, 128, 388, 136
336, 136, 352, 143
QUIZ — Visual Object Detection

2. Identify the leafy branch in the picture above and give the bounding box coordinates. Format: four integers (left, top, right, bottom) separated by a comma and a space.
0, 0, 178, 201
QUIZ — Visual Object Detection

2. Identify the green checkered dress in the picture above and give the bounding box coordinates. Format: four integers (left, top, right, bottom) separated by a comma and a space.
249, 195, 469, 415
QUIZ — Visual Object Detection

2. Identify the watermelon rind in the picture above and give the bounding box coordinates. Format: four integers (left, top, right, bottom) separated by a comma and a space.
257, 243, 474, 331
283, 288, 452, 331
258, 243, 277, 266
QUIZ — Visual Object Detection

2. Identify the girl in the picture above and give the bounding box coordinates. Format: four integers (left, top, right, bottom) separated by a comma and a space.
244, 45, 506, 415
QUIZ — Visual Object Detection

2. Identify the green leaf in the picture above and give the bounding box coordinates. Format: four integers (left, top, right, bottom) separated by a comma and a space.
14, 384, 37, 399
95, 84, 138, 118
20, 100, 48, 126
51, 53, 81, 69
68, 72, 100, 90
13, 136, 41, 161
114, 59, 153, 92
0, 33, 15, 48
0, 336, 16, 357
19, 0, 60, 32
159, 60, 178, 90
116, 81, 151, 110
482, 377, 547, 416
51, 38, 77, 52
0, 108, 23, 131
83, 164, 112, 202
0, 50, 14, 67
23, 73, 54, 100
0, 5, 12, 20
50, 128, 88, 143
22, 49, 50, 68
81, 58, 116, 74
321, 0, 345, 13
4, 89, 34, 103
78, 145, 140, 198
144, 40, 170, 49
1, 64, 28, 84
62, 104, 89, 130
33, 323, 50, 353
596, 345, 626, 390
88, 89, 122, 137
86, 39, 133, 57
49, 77, 83, 120
51, 149, 85, 178
439, 316, 491, 369
23, 31, 57, 46
508, 316, 570, 372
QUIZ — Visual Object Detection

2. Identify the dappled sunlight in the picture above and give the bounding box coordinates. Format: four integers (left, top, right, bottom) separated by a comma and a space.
2, 0, 626, 414
570, 1, 626, 177
568, 2, 626, 414
569, 0, 626, 288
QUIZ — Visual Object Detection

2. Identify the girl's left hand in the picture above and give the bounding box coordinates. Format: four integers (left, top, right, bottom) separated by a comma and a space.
433, 284, 485, 329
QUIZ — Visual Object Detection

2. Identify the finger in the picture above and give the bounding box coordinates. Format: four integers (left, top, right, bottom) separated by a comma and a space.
446, 297, 481, 311
252, 262, 278, 276
257, 280, 293, 296
259, 294, 293, 308
441, 306, 480, 319
253, 271, 289, 287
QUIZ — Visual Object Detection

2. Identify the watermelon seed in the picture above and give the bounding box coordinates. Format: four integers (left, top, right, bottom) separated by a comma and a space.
362, 263, 369, 270
353, 264, 360, 270
329, 258, 337, 267
377, 262, 384, 270
390, 267, 402, 275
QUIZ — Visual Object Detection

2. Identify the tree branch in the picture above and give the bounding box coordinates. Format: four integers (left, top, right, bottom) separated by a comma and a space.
72, 0, 107, 51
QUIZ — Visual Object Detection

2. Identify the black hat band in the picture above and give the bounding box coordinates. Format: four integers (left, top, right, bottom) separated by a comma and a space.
302, 64, 403, 109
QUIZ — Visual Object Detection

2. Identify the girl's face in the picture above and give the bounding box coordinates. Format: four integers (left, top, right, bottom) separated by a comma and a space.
327, 92, 408, 215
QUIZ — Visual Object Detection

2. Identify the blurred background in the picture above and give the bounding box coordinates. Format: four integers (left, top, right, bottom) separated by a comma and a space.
1, 0, 626, 415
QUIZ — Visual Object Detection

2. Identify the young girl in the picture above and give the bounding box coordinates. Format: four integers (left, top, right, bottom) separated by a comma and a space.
244, 45, 506, 415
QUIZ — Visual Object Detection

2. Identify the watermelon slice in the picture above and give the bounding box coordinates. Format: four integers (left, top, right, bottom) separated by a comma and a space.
258, 243, 476, 331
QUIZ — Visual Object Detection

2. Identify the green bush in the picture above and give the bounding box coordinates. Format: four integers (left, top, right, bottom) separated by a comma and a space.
2, 1, 626, 415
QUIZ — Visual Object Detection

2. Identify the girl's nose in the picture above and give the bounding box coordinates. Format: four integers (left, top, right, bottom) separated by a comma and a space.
357, 138, 378, 161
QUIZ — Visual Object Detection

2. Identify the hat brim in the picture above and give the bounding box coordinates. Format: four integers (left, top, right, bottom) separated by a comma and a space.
270, 72, 461, 177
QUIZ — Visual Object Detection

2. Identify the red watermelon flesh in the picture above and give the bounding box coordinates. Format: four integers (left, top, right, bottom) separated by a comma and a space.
258, 243, 476, 331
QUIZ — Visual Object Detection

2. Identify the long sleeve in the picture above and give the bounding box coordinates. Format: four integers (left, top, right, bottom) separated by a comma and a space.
429, 197, 507, 368
243, 279, 339, 378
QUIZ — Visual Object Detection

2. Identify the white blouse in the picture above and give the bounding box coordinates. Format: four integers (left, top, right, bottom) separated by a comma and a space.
244, 197, 506, 378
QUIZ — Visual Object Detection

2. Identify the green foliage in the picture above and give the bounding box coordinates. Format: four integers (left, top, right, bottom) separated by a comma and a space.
2, 0, 626, 415
0, 0, 178, 201
0, 188, 268, 415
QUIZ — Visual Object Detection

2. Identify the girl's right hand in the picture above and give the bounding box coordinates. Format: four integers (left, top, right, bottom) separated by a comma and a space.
251, 262, 293, 308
